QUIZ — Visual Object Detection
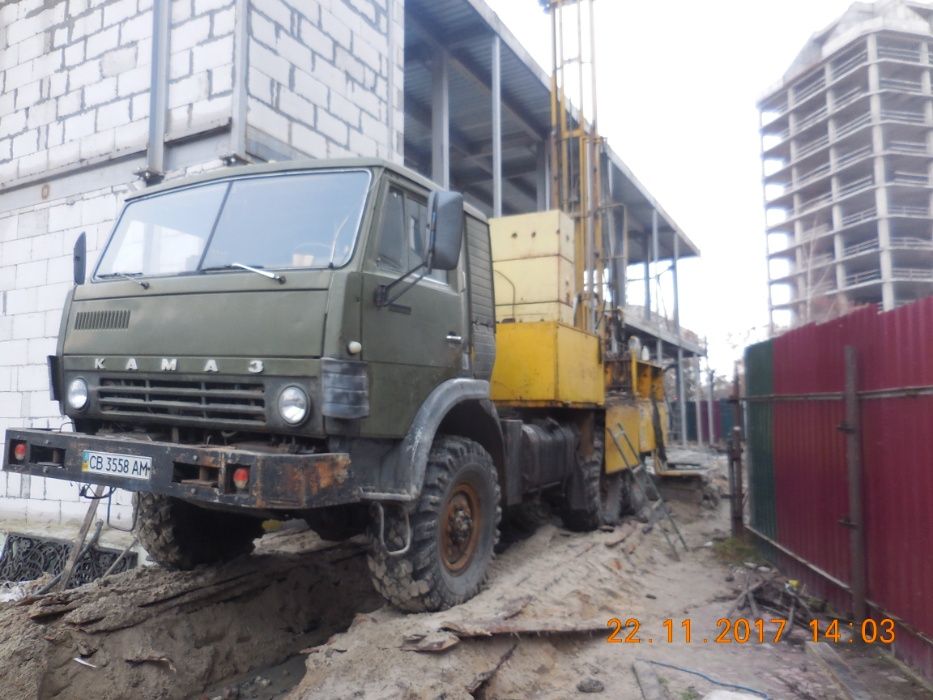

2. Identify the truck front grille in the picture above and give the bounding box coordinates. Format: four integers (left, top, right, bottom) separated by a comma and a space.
98, 377, 266, 427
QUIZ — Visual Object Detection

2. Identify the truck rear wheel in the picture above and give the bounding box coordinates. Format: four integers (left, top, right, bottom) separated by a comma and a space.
135, 493, 264, 570
366, 435, 501, 612
561, 434, 610, 531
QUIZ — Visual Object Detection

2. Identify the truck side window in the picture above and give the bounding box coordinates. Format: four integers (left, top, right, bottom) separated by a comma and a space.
376, 188, 406, 271
406, 194, 448, 285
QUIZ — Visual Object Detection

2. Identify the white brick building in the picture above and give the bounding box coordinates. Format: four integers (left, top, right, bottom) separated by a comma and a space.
0, 0, 403, 525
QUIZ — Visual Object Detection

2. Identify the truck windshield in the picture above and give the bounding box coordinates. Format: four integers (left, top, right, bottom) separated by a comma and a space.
95, 170, 371, 278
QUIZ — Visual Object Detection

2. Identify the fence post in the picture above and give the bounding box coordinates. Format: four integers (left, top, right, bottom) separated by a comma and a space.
727, 367, 745, 536
844, 345, 867, 621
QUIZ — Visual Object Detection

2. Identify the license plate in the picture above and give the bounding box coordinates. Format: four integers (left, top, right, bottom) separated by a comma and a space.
81, 450, 152, 481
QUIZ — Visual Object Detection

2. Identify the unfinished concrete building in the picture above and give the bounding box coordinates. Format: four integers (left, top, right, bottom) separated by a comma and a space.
760, 0, 933, 330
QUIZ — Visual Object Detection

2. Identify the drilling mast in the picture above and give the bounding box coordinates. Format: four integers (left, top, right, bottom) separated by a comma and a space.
541, 0, 604, 334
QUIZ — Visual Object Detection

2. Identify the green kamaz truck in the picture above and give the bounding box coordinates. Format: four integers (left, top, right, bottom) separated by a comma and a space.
3, 159, 655, 611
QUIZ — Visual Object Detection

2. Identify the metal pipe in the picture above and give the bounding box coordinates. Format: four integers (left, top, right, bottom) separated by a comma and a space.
385, 0, 396, 162
491, 35, 502, 217
707, 365, 715, 444
431, 49, 450, 189
536, 144, 548, 212
745, 384, 933, 401
605, 163, 619, 305
144, 0, 170, 181
229, 0, 249, 161
844, 346, 867, 621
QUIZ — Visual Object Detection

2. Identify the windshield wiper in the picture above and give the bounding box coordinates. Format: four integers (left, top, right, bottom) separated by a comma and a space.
97, 272, 150, 289
201, 262, 285, 284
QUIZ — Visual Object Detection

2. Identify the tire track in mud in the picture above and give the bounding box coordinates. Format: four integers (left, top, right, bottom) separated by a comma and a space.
0, 532, 382, 700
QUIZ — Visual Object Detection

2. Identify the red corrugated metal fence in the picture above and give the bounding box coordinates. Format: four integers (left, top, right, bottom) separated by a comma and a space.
745, 297, 933, 682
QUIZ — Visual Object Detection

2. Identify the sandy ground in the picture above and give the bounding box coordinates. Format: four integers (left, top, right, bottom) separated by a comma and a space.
1, 454, 931, 699
282, 460, 932, 699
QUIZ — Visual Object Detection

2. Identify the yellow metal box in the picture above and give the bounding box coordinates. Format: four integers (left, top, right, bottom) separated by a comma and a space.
490, 210, 575, 263
495, 301, 574, 325
491, 321, 604, 407
493, 256, 576, 306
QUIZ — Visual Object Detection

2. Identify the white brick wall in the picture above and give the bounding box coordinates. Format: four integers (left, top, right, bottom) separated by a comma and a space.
246, 0, 400, 160
0, 0, 405, 526
0, 163, 224, 527
0, 0, 156, 186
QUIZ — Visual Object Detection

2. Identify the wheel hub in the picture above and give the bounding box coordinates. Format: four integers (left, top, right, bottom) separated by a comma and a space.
441, 483, 481, 573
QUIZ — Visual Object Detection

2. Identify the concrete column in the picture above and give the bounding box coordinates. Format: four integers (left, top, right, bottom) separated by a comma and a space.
643, 232, 651, 321
620, 205, 629, 308
706, 365, 715, 445
868, 65, 894, 310
431, 50, 450, 189
672, 231, 680, 333
694, 357, 704, 447
677, 349, 687, 446
491, 36, 503, 217
833, 229, 849, 313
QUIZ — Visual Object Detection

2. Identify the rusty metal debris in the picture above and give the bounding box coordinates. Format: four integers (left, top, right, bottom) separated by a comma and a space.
0, 532, 136, 589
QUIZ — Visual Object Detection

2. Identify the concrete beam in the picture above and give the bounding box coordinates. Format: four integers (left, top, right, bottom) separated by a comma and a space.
407, 16, 547, 143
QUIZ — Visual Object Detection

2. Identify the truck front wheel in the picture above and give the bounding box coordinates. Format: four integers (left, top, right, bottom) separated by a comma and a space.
367, 435, 501, 612
135, 493, 264, 570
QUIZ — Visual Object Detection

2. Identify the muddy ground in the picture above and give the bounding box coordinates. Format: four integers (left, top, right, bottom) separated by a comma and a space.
1, 456, 931, 700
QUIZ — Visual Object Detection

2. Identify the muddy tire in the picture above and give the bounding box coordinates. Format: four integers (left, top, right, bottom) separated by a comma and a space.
561, 433, 605, 532
366, 435, 501, 612
599, 470, 623, 526
135, 493, 264, 570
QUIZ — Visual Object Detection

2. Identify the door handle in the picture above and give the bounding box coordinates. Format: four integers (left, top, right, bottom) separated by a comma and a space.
446, 333, 463, 344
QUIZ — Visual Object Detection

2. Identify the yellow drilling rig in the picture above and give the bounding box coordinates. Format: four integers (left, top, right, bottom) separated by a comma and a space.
488, 0, 670, 518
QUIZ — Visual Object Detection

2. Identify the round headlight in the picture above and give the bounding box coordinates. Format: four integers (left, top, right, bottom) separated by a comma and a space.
67, 378, 89, 410
278, 386, 309, 425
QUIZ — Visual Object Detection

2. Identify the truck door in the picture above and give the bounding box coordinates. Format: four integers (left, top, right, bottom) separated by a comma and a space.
360, 180, 467, 438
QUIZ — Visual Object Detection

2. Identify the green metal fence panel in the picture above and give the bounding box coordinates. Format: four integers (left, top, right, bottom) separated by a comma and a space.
744, 339, 776, 538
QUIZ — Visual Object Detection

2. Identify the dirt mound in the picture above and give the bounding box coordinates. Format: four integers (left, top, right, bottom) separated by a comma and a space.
0, 535, 381, 700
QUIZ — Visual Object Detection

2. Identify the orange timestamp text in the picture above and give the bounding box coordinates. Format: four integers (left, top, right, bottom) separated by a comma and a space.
606, 617, 896, 645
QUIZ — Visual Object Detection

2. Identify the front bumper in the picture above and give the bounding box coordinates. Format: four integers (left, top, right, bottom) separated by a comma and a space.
4, 429, 356, 511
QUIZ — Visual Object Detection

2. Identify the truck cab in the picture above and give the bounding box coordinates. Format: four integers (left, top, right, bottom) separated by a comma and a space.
5, 159, 508, 610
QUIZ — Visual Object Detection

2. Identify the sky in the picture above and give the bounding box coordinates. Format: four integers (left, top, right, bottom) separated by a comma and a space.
484, 0, 857, 375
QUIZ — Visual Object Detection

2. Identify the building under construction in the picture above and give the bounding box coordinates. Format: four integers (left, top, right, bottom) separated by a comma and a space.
760, 0, 933, 330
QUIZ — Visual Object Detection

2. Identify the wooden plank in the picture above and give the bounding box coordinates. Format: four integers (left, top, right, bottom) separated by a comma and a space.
632, 660, 668, 700
805, 641, 873, 700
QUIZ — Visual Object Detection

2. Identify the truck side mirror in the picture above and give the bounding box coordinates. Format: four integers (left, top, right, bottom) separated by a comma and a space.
428, 190, 464, 271
73, 232, 87, 286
